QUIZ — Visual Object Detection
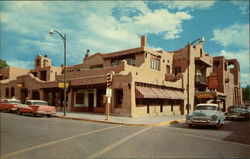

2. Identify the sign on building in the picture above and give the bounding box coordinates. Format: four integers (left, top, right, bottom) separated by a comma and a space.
208, 72, 218, 89
58, 82, 69, 88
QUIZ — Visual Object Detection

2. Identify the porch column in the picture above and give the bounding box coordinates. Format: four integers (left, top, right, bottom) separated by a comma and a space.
67, 88, 73, 112
39, 89, 44, 100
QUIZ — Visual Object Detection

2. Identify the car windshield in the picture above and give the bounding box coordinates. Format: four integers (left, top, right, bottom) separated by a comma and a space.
9, 100, 21, 104
196, 105, 217, 110
229, 106, 245, 110
245, 107, 250, 111
32, 102, 48, 105
6, 100, 21, 104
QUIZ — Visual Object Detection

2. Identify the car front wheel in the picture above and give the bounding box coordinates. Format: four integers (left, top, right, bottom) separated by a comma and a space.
214, 120, 221, 129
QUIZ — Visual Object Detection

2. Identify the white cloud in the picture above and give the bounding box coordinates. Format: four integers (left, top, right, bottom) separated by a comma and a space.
7, 59, 34, 69
230, 1, 249, 14
240, 73, 250, 87
1, 1, 192, 67
211, 24, 249, 48
163, 1, 217, 10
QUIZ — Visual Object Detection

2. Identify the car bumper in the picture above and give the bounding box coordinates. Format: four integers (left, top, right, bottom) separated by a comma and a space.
186, 119, 218, 126
11, 108, 18, 111
226, 115, 246, 119
36, 111, 56, 115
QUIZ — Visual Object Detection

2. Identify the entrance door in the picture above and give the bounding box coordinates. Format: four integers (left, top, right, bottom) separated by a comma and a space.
21, 89, 28, 104
88, 93, 94, 111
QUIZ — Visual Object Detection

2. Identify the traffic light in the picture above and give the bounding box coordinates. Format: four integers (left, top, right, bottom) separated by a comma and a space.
106, 73, 113, 88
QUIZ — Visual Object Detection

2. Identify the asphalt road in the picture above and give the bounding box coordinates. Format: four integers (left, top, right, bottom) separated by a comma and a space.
1, 112, 250, 159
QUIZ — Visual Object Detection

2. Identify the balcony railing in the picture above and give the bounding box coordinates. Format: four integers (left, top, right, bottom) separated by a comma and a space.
195, 75, 207, 85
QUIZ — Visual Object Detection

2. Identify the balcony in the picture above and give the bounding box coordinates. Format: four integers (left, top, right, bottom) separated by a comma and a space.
195, 75, 207, 86
195, 57, 211, 67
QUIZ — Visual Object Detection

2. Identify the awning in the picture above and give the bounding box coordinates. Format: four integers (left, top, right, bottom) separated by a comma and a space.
136, 86, 184, 100
175, 91, 185, 100
136, 86, 158, 98
151, 88, 166, 99
165, 90, 179, 99
158, 88, 171, 99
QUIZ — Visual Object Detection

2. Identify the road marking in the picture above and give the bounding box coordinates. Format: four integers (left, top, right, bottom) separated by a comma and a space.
86, 127, 151, 159
151, 129, 250, 147
1, 125, 121, 159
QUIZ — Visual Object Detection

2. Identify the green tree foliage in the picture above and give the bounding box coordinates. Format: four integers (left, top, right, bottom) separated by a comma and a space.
0, 59, 9, 69
242, 85, 250, 102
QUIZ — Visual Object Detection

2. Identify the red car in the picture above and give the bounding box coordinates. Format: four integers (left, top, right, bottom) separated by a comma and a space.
17, 100, 56, 117
0, 99, 21, 112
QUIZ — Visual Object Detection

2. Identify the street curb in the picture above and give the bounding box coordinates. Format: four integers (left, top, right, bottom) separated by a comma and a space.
54, 115, 185, 127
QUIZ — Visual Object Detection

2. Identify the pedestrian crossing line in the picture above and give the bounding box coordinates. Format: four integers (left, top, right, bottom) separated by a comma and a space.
1, 125, 121, 159
86, 127, 151, 159
151, 129, 250, 147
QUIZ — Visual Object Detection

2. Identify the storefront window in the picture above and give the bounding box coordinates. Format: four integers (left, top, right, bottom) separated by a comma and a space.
75, 90, 85, 107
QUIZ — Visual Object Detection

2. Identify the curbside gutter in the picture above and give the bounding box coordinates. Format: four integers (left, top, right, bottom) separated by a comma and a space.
55, 115, 185, 127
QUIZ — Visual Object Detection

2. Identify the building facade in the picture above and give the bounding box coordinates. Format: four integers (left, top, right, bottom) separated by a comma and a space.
0, 36, 243, 117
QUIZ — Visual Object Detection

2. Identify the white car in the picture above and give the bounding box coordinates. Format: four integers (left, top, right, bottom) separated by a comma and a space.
185, 103, 225, 129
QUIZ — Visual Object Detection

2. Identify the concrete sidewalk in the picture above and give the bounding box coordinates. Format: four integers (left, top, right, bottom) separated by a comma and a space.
54, 112, 186, 127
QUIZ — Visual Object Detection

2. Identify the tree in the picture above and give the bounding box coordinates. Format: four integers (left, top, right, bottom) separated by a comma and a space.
0, 59, 9, 69
242, 85, 250, 103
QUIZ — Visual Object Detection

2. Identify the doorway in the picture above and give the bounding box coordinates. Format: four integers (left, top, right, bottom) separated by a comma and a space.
21, 88, 28, 104
88, 93, 94, 111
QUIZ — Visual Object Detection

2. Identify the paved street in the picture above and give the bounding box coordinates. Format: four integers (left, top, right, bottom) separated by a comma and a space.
1, 112, 250, 159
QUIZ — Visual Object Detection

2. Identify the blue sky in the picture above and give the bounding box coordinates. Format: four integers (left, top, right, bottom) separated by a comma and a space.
0, 1, 249, 87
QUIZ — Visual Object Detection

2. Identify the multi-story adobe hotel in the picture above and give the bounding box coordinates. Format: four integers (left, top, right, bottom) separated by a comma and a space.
0, 36, 243, 117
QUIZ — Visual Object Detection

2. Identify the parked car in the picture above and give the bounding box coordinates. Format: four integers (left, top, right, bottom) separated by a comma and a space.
186, 103, 225, 129
0, 99, 21, 112
16, 100, 56, 117
225, 105, 250, 121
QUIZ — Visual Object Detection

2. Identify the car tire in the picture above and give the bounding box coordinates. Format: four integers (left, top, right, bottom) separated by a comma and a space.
214, 121, 221, 129
189, 124, 193, 128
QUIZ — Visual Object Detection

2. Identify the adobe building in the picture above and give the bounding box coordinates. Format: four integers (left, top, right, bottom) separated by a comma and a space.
0, 36, 243, 117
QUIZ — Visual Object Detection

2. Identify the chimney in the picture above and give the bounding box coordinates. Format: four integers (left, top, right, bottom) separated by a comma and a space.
141, 35, 147, 47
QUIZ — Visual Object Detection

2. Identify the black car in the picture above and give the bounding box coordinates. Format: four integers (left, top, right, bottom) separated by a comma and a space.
225, 105, 250, 121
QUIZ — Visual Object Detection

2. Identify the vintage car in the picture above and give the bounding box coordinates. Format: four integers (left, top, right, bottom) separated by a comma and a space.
16, 100, 56, 117
225, 105, 250, 120
0, 99, 21, 112
186, 103, 225, 129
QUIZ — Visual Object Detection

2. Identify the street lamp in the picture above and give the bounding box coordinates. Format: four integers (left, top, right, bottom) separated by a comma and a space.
186, 37, 205, 114
49, 29, 67, 116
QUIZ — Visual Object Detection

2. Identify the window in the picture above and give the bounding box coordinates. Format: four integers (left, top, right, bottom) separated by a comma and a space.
166, 65, 170, 74
214, 61, 220, 68
76, 93, 84, 104
224, 62, 227, 71
200, 49, 203, 57
127, 58, 136, 66
11, 87, 15, 98
36, 59, 40, 67
75, 90, 85, 107
173, 67, 181, 75
111, 60, 122, 66
40, 70, 47, 81
151, 58, 160, 70
5, 88, 9, 98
